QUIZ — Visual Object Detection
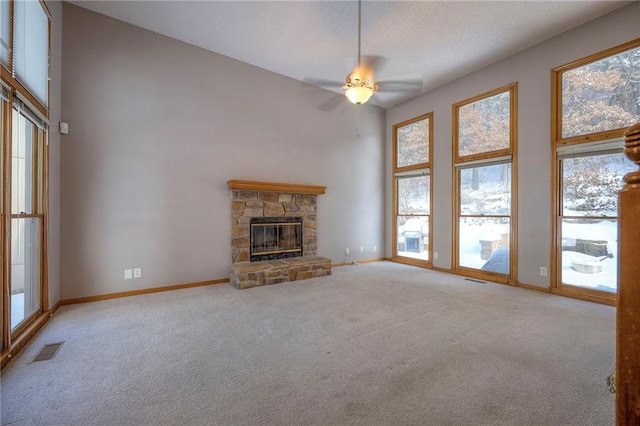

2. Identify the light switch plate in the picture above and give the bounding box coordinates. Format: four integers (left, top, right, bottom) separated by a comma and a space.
59, 121, 69, 135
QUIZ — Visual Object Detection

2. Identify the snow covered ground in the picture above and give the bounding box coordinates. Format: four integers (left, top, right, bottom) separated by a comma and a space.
11, 292, 25, 329
397, 218, 618, 293
561, 219, 618, 292
396, 160, 622, 293
459, 219, 509, 270
397, 250, 429, 261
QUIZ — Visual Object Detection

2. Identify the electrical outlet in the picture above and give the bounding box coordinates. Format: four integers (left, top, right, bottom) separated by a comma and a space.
360, 247, 364, 253
124, 269, 133, 280
373, 245, 377, 253
540, 267, 547, 277
133, 268, 142, 278
434, 252, 439, 260
345, 248, 350, 255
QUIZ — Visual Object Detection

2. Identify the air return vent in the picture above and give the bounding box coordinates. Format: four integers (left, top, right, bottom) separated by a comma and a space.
32, 342, 64, 362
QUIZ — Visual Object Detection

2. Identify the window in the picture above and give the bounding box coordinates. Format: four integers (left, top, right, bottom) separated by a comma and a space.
555, 40, 640, 144
10, 105, 46, 333
456, 91, 511, 160
392, 113, 432, 266
453, 83, 517, 283
13, 0, 49, 107
552, 39, 640, 303
1, 88, 5, 341
0, 0, 11, 69
1, 0, 50, 363
557, 147, 633, 294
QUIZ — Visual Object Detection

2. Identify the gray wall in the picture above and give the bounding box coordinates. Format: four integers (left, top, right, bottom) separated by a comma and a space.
47, 0, 62, 307
60, 4, 386, 299
386, 2, 640, 287
58, 2, 638, 299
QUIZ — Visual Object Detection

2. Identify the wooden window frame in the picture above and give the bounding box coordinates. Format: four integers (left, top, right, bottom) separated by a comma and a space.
550, 39, 640, 305
452, 83, 518, 285
392, 112, 434, 268
0, 0, 51, 118
551, 149, 623, 306
1, 90, 7, 350
8, 116, 47, 339
551, 38, 640, 148
0, 0, 50, 366
453, 84, 516, 164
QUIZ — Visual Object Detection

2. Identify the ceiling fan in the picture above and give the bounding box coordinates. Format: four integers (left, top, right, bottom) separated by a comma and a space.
343, 0, 377, 105
303, 0, 423, 109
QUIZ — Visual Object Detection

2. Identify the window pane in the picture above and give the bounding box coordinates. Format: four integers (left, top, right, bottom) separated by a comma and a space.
459, 217, 510, 273
458, 91, 510, 157
397, 216, 429, 261
397, 118, 429, 168
562, 46, 640, 138
14, 0, 49, 106
398, 174, 429, 215
11, 109, 35, 214
562, 152, 634, 217
36, 129, 45, 213
459, 163, 511, 215
0, 0, 10, 69
11, 217, 41, 330
561, 218, 617, 293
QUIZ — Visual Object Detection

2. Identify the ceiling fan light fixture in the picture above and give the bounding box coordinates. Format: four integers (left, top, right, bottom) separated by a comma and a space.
343, 73, 376, 105
345, 85, 374, 105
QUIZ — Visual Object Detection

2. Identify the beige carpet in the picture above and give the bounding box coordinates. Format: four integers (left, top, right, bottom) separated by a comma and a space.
1, 262, 615, 425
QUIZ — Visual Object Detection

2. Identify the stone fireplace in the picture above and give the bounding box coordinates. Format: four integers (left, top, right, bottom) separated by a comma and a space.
228, 180, 332, 289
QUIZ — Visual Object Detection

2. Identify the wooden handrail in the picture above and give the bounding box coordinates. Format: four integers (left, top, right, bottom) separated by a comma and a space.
617, 121, 640, 425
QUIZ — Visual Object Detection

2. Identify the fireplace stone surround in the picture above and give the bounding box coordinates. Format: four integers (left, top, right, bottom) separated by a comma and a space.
228, 180, 332, 289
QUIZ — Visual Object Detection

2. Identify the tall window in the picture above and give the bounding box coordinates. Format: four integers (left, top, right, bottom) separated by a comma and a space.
552, 39, 639, 303
1, 0, 50, 363
392, 113, 432, 267
1, 88, 5, 341
453, 83, 517, 284
10, 104, 46, 334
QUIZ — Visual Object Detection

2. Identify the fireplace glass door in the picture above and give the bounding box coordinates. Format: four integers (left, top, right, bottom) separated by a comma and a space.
250, 217, 303, 261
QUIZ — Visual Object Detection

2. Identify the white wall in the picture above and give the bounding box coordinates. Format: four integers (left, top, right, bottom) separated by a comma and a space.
386, 2, 640, 287
60, 4, 386, 299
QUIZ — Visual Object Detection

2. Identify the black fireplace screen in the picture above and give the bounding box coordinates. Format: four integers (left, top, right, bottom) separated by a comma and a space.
250, 217, 303, 262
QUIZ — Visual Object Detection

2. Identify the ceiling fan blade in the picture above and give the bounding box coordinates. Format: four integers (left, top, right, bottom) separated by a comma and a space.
300, 78, 346, 112
377, 76, 423, 94
301, 77, 342, 91
317, 93, 347, 112
360, 55, 389, 75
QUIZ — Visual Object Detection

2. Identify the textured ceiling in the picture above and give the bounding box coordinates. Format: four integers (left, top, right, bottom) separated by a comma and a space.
68, 0, 631, 109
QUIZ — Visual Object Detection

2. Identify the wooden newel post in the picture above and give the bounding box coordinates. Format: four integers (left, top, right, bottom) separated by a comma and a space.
617, 121, 640, 425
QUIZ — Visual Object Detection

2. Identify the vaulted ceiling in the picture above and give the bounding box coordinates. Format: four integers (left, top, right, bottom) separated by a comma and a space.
69, 1, 631, 108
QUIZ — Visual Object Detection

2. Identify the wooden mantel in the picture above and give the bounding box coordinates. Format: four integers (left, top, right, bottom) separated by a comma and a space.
227, 180, 326, 195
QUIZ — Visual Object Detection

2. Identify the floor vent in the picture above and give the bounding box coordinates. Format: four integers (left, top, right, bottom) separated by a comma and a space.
465, 278, 486, 284
32, 342, 64, 363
